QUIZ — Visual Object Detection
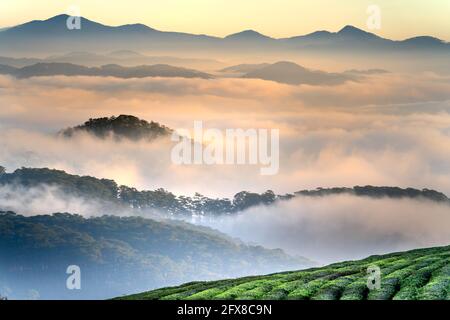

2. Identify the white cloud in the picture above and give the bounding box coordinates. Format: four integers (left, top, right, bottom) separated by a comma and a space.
198, 195, 450, 264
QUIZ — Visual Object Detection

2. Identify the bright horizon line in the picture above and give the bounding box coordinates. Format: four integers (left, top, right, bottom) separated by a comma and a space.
2, 13, 448, 42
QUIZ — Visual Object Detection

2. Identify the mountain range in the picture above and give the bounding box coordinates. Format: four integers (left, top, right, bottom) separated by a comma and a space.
0, 51, 222, 69
0, 14, 448, 56
0, 59, 389, 87
0, 60, 373, 86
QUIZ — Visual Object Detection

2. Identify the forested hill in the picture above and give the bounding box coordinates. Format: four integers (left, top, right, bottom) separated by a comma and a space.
0, 211, 312, 299
60, 115, 173, 141
0, 166, 449, 217
118, 245, 450, 300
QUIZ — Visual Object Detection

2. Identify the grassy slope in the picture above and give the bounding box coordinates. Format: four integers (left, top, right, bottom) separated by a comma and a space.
119, 245, 450, 300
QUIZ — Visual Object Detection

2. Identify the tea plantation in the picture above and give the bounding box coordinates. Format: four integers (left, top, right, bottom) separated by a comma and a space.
119, 245, 450, 300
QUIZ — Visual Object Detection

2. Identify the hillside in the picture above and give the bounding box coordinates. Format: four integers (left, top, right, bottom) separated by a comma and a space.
60, 115, 173, 141
242, 61, 355, 86
219, 63, 270, 74
0, 62, 212, 79
0, 52, 221, 69
0, 166, 449, 217
118, 245, 450, 300
0, 212, 311, 299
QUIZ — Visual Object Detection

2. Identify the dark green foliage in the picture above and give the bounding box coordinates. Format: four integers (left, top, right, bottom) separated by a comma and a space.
119, 245, 450, 300
296, 186, 449, 203
0, 212, 310, 299
61, 115, 173, 141
1, 166, 449, 217
233, 190, 276, 211
0, 167, 118, 202
0, 167, 279, 216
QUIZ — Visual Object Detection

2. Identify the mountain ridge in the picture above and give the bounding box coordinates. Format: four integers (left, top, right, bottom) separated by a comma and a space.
1, 14, 448, 56
242, 61, 356, 85
225, 30, 274, 41
1, 164, 449, 218
4, 14, 448, 42
0, 62, 213, 79
0, 51, 221, 69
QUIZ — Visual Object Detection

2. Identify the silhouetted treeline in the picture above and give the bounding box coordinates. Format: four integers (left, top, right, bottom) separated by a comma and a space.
60, 115, 173, 141
1, 167, 448, 217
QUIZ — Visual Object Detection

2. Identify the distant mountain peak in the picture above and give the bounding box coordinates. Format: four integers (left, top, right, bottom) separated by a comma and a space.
5, 13, 108, 34
403, 36, 444, 45
42, 14, 100, 26
271, 61, 306, 69
242, 61, 354, 86
117, 23, 155, 32
337, 25, 379, 39
309, 30, 332, 36
44, 14, 70, 21
6, 14, 156, 35
305, 30, 333, 37
225, 29, 272, 40
339, 25, 361, 32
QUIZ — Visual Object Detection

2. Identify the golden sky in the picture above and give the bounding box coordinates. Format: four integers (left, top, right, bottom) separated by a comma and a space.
1, 0, 449, 40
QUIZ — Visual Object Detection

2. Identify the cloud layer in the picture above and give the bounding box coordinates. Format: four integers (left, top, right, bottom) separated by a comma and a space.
1, 73, 450, 197
198, 195, 450, 264
1, 70, 449, 263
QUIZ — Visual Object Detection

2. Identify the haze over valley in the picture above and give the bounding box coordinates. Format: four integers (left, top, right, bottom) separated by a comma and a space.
0, 7, 449, 300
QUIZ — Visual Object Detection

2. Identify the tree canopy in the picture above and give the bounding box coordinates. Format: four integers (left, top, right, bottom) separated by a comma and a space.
61, 115, 173, 141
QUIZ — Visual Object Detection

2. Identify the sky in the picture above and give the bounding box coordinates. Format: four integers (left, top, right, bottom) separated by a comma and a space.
0, 0, 449, 40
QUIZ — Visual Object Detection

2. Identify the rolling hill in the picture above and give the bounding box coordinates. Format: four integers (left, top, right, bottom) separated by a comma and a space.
60, 115, 173, 141
1, 165, 449, 218
0, 52, 222, 69
0, 211, 311, 299
219, 63, 270, 74
0, 62, 212, 79
118, 245, 450, 300
241, 61, 356, 85
0, 162, 450, 218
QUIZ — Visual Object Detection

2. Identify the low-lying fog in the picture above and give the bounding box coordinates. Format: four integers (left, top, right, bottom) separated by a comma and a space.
194, 195, 450, 264
1, 65, 450, 264
2, 182, 449, 265
1, 71, 450, 197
